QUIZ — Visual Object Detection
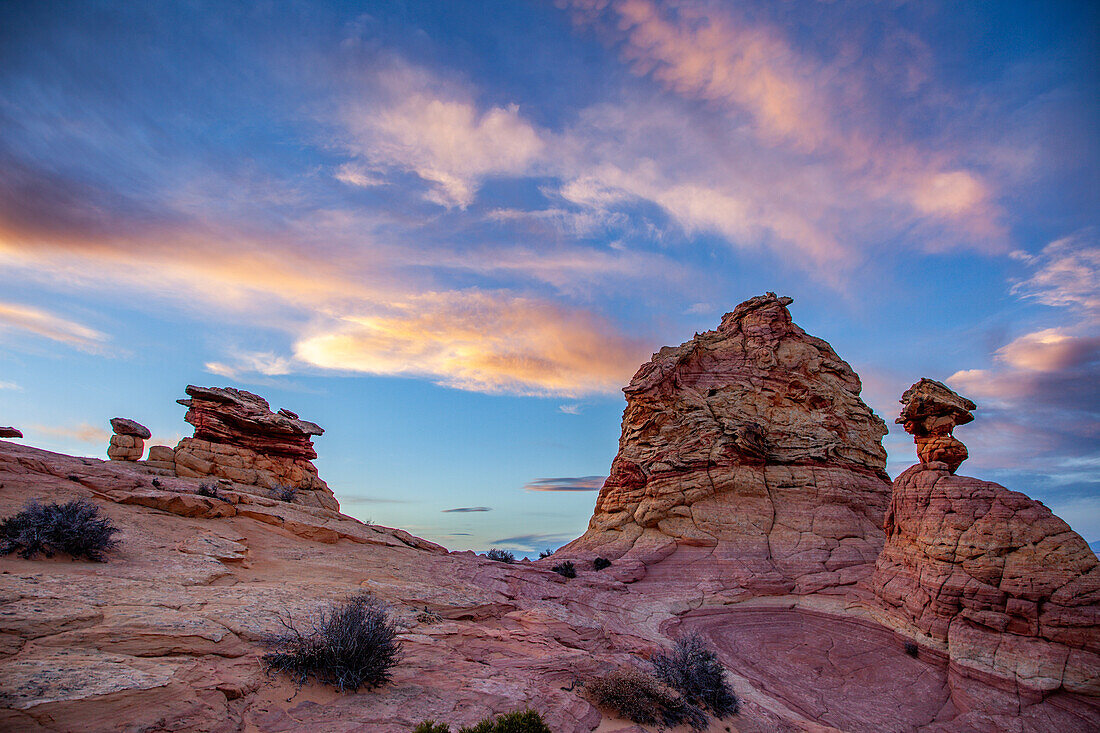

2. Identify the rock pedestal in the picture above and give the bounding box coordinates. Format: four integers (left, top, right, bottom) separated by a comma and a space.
107, 418, 149, 461
874, 380, 1100, 695
173, 386, 338, 510
896, 378, 975, 473
560, 293, 892, 599
0, 427, 21, 439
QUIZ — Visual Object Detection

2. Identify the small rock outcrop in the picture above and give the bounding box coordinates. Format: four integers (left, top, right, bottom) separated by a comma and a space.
560, 293, 893, 600
874, 380, 1100, 695
107, 418, 149, 461
896, 377, 975, 473
0, 427, 21, 439
173, 386, 337, 510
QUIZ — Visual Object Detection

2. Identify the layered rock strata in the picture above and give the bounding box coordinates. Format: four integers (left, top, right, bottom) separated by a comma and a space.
0, 427, 21, 439
173, 386, 337, 510
560, 293, 892, 600
874, 380, 1100, 695
107, 418, 149, 462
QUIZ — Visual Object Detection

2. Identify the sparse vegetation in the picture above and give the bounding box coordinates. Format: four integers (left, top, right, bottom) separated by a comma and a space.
486, 548, 515, 563
584, 666, 707, 730
904, 641, 919, 658
551, 560, 576, 578
414, 710, 550, 733
651, 633, 738, 718
196, 483, 223, 500
413, 722, 450, 733
271, 483, 298, 503
538, 548, 553, 559
0, 499, 120, 561
151, 477, 162, 488
593, 557, 611, 570
262, 592, 401, 692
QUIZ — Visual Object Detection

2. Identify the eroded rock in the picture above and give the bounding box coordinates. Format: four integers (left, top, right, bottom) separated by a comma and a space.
560, 293, 892, 600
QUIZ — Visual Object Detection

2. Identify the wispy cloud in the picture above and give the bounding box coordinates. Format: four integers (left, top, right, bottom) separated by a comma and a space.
491, 532, 577, 551
29, 422, 111, 444
0, 301, 107, 352
441, 506, 492, 513
0, 380, 20, 391
523, 476, 606, 492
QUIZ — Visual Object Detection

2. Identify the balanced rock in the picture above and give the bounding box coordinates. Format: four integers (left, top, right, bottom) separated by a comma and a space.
560, 293, 892, 600
110, 417, 151, 440
874, 389, 1100, 695
173, 386, 337, 509
0, 427, 21, 439
897, 378, 975, 473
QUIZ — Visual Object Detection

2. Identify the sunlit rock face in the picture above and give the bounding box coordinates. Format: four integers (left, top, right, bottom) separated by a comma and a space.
173, 386, 338, 509
875, 384, 1100, 696
560, 293, 892, 601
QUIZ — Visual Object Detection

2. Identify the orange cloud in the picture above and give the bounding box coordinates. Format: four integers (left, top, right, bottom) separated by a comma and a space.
29, 422, 111, 444
0, 300, 107, 351
294, 291, 649, 396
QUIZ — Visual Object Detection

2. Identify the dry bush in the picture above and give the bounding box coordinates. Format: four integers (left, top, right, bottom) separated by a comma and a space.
593, 557, 611, 570
262, 592, 401, 692
584, 666, 707, 730
0, 499, 120, 561
486, 548, 515, 563
651, 633, 738, 717
271, 484, 298, 502
552, 560, 576, 578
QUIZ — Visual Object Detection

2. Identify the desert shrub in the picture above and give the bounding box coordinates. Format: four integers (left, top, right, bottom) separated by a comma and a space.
457, 709, 551, 733
262, 592, 401, 692
151, 477, 162, 488
486, 548, 515, 564
0, 499, 120, 561
552, 560, 576, 578
593, 557, 611, 570
271, 484, 298, 502
584, 666, 707, 730
413, 722, 450, 733
904, 641, 919, 658
651, 633, 737, 717
538, 548, 553, 559
196, 483, 222, 500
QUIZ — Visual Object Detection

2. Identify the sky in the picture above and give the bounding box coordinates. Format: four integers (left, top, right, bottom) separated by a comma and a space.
0, 0, 1097, 557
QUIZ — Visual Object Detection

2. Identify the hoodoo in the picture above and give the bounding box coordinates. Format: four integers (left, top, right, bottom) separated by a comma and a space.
874, 379, 1100, 695
560, 293, 893, 600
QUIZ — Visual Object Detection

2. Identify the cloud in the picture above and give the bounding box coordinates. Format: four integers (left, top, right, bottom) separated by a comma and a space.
0, 301, 107, 352
29, 423, 111, 444
0, 380, 20, 391
994, 328, 1100, 373
523, 476, 606, 492
334, 163, 385, 188
490, 532, 577, 551
341, 63, 544, 207
559, 403, 583, 415
204, 352, 295, 380
441, 506, 492, 513
1010, 228, 1100, 314
294, 292, 648, 397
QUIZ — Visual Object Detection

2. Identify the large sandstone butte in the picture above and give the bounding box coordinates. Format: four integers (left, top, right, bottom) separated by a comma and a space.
172, 386, 338, 510
561, 293, 893, 602
1, 298, 1098, 732
874, 379, 1100, 697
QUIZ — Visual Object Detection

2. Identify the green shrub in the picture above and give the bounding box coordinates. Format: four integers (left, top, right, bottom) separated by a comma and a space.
593, 557, 611, 570
262, 592, 401, 692
413, 722, 450, 733
0, 499, 120, 561
486, 548, 515, 563
458, 709, 551, 733
651, 633, 737, 717
584, 666, 706, 730
551, 560, 576, 578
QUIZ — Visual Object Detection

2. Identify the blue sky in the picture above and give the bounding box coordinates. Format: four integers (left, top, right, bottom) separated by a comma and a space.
1, 0, 1097, 556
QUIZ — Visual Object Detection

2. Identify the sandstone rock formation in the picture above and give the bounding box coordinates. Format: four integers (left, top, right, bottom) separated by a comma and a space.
107, 418, 149, 462
173, 386, 337, 510
896, 378, 975, 473
874, 380, 1100, 697
144, 445, 176, 472
561, 293, 893, 601
0, 427, 21, 439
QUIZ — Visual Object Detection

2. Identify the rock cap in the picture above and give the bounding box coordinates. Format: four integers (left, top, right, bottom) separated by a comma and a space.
110, 417, 151, 439
0, 426, 22, 439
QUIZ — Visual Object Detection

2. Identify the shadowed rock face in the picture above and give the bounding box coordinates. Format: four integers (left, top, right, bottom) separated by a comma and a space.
561, 293, 892, 600
875, 384, 1100, 696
